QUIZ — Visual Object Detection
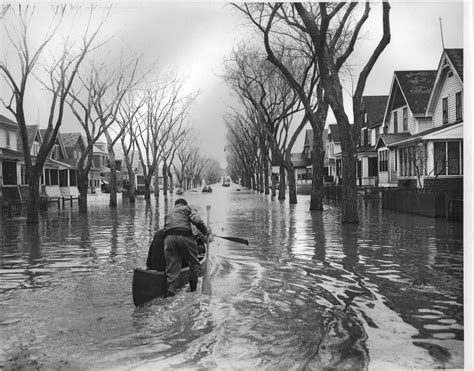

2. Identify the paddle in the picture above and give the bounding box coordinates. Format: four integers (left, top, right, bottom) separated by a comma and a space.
215, 235, 249, 245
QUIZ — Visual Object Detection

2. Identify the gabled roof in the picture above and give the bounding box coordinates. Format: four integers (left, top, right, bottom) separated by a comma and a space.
362, 95, 388, 128
0, 114, 17, 127
393, 70, 436, 116
426, 48, 464, 115
445, 48, 463, 81
17, 125, 42, 153
60, 132, 84, 148
376, 133, 411, 149
40, 129, 68, 160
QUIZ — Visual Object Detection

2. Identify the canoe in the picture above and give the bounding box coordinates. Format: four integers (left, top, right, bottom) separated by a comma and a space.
132, 248, 207, 306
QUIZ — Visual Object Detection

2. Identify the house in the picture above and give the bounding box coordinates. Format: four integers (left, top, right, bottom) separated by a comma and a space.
60, 133, 101, 194
301, 128, 329, 180
377, 49, 463, 194
0, 114, 24, 201
291, 152, 308, 184
375, 70, 437, 187
357, 95, 388, 187
326, 124, 342, 183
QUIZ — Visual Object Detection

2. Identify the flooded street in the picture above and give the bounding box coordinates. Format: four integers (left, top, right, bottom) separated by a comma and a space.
0, 185, 464, 370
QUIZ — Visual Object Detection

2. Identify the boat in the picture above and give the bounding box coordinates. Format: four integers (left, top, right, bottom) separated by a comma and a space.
175, 187, 184, 195
202, 185, 212, 193
132, 247, 207, 306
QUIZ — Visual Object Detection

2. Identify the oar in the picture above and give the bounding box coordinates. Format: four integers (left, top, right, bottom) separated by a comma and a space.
215, 235, 249, 245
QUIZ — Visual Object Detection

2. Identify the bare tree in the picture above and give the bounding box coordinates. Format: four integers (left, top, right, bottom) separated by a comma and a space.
0, 5, 109, 223
91, 57, 142, 207
118, 91, 147, 203
233, 3, 328, 210
294, 2, 391, 223
224, 44, 306, 203
134, 74, 196, 199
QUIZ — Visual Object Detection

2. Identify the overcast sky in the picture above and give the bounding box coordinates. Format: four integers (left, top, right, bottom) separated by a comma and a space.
1, 1, 468, 167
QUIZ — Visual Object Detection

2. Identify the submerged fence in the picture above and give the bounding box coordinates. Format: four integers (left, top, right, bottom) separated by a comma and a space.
381, 189, 463, 221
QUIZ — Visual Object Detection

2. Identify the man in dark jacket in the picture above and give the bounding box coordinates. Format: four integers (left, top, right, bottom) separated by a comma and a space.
146, 228, 207, 271
163, 198, 209, 296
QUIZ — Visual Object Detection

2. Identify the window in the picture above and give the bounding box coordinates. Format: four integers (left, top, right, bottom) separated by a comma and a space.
51, 144, 60, 159
393, 111, 398, 133
32, 141, 40, 156
2, 161, 17, 185
379, 150, 388, 172
360, 129, 364, 146
455, 92, 462, 121
442, 97, 448, 124
394, 149, 397, 171
6, 130, 10, 147
434, 141, 463, 176
447, 142, 460, 175
403, 107, 408, 131
434, 142, 447, 175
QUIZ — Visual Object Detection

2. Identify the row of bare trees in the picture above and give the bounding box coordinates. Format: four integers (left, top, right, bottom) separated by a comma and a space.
1, 5, 211, 224
226, 2, 391, 223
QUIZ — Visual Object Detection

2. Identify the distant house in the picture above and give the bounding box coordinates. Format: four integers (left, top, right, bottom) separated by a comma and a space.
301, 128, 329, 180
60, 132, 101, 194
326, 124, 342, 182
357, 95, 388, 187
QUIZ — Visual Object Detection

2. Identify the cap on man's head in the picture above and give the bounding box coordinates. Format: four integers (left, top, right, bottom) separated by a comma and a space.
175, 198, 188, 206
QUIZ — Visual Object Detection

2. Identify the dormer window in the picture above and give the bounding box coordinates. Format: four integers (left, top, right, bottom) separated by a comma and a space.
6, 130, 10, 148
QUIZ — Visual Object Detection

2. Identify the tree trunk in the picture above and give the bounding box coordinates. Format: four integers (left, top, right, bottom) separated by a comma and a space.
108, 150, 117, 207
287, 164, 297, 204
310, 127, 325, 211
278, 165, 285, 200
77, 173, 89, 213
144, 176, 151, 200
162, 162, 168, 197
26, 172, 40, 224
331, 98, 359, 223
126, 164, 136, 203
263, 153, 270, 195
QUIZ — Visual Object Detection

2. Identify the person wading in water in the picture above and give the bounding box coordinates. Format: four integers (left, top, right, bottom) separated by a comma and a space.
163, 198, 210, 297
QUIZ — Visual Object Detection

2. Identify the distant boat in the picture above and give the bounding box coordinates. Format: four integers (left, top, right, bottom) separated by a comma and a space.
222, 182, 230, 187
202, 185, 212, 193
175, 188, 184, 195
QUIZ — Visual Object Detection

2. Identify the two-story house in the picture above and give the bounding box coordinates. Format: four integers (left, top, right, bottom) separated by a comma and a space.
385, 49, 463, 193
0, 114, 23, 201
60, 133, 102, 194
375, 70, 437, 187
357, 96, 388, 187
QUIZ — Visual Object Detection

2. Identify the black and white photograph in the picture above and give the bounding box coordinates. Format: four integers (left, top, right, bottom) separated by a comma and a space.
0, 1, 471, 370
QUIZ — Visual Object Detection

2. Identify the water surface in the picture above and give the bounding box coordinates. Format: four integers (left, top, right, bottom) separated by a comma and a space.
0, 186, 464, 369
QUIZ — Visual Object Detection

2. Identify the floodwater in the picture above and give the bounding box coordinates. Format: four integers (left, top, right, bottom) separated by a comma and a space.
0, 184, 464, 370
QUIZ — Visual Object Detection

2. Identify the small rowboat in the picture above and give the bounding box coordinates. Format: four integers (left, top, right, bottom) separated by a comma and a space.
132, 248, 207, 306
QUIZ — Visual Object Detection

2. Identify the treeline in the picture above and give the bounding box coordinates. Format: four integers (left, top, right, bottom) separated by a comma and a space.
223, 3, 391, 223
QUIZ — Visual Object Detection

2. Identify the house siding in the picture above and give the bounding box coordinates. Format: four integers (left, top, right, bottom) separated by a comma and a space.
432, 71, 463, 127
389, 106, 416, 134
0, 128, 18, 150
